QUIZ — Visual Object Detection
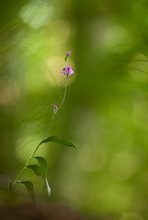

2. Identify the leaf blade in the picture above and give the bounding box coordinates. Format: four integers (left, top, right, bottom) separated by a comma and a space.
27, 165, 43, 177
34, 156, 48, 175
17, 180, 35, 202
39, 136, 76, 148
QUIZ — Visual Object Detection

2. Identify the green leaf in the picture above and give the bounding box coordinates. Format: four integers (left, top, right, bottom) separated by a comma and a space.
34, 156, 48, 175
39, 136, 76, 148
45, 177, 51, 197
27, 165, 43, 177
33, 157, 51, 197
17, 180, 35, 202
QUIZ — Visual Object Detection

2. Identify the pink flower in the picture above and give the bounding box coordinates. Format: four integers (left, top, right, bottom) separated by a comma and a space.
61, 66, 74, 76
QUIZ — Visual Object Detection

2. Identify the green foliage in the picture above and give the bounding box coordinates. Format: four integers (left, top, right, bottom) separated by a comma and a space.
28, 156, 51, 197
16, 181, 35, 202
39, 136, 77, 148
34, 156, 48, 175
27, 165, 43, 176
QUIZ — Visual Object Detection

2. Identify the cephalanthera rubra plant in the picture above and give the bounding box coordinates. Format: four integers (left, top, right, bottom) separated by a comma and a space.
9, 51, 76, 202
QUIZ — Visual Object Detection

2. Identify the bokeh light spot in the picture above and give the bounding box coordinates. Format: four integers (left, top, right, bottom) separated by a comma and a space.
19, 0, 53, 29
110, 152, 139, 181
15, 127, 47, 162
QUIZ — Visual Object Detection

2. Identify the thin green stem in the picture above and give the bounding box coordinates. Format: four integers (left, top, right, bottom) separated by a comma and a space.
11, 75, 69, 191
12, 142, 41, 187
58, 75, 69, 110
46, 75, 69, 133
11, 54, 71, 196
46, 111, 56, 135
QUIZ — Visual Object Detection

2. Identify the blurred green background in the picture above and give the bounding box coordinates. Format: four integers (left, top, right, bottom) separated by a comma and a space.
1, 0, 148, 219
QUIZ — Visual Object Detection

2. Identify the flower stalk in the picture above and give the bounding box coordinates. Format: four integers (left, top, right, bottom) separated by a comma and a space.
10, 50, 74, 198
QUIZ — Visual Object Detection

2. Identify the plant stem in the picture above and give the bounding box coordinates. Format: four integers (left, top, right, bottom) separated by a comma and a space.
59, 75, 69, 110
47, 75, 69, 133
12, 75, 69, 190
12, 142, 41, 188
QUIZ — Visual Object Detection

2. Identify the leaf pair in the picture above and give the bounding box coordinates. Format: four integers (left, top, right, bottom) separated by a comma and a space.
27, 156, 51, 197
27, 156, 48, 178
17, 157, 50, 201
13, 135, 76, 201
